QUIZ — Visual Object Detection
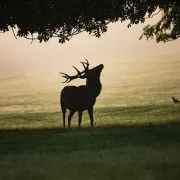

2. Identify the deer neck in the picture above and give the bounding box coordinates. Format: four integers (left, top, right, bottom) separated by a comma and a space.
86, 78, 102, 98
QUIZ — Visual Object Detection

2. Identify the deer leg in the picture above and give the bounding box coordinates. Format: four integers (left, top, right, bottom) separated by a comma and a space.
88, 108, 94, 127
78, 111, 82, 128
62, 108, 66, 128
68, 111, 74, 128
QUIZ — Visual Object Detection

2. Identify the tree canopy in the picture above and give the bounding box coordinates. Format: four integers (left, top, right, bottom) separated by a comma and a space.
1, 0, 180, 43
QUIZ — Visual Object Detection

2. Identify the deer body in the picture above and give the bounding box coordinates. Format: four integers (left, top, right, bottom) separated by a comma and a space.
61, 85, 100, 111
60, 60, 103, 128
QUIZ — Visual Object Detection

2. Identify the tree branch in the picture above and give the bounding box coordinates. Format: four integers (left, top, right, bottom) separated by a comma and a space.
145, 9, 161, 19
11, 27, 17, 39
25, 36, 38, 42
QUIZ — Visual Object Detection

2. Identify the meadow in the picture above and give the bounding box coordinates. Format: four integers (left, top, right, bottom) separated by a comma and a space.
0, 53, 180, 180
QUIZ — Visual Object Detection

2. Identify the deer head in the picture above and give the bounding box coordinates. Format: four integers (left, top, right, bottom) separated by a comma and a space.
60, 59, 104, 83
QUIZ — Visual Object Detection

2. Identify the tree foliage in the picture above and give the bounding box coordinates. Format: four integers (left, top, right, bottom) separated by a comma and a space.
0, 0, 180, 43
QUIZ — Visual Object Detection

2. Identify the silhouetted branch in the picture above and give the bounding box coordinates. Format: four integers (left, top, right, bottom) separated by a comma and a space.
31, 34, 34, 44
0, 0, 180, 43
145, 9, 161, 19
11, 27, 17, 39
24, 36, 38, 42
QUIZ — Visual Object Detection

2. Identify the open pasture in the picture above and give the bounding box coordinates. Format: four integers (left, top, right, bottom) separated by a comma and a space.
0, 54, 180, 179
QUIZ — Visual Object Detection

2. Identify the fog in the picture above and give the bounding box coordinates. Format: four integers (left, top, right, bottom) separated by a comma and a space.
0, 15, 180, 80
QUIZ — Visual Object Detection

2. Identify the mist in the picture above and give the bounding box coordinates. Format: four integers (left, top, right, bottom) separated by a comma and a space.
1, 15, 180, 76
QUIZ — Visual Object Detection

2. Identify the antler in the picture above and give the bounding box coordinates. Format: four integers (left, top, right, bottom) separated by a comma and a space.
60, 59, 90, 83
80, 59, 89, 72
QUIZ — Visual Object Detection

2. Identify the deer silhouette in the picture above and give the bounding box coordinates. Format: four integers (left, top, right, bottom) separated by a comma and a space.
60, 59, 104, 128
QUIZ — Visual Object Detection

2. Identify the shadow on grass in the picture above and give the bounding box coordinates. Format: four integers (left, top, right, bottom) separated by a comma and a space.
0, 120, 180, 134
0, 121, 180, 156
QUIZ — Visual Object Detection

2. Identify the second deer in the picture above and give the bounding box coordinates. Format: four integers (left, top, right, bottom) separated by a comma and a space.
60, 59, 104, 128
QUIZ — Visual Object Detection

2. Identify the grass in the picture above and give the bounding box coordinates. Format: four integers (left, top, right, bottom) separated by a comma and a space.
1, 122, 180, 180
0, 105, 180, 180
0, 104, 180, 130
1, 54, 180, 179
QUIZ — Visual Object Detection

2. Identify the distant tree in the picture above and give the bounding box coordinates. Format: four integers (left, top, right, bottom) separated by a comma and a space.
0, 0, 180, 43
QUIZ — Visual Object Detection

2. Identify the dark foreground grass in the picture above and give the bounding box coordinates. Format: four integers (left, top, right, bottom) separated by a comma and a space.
0, 105, 180, 180
0, 124, 180, 180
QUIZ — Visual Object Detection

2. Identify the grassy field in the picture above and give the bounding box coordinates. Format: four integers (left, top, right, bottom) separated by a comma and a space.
0, 53, 180, 180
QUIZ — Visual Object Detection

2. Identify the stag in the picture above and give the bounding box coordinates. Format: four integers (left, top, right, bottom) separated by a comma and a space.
60, 59, 104, 128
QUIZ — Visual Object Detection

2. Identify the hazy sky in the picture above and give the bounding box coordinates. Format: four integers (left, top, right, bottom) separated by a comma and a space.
0, 15, 180, 74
